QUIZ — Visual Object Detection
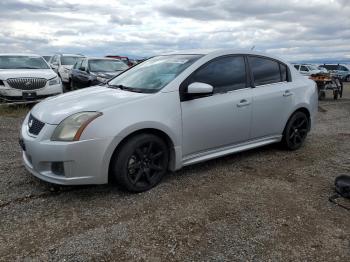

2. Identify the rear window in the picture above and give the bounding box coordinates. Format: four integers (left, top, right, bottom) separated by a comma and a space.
61, 56, 83, 65
248, 56, 284, 86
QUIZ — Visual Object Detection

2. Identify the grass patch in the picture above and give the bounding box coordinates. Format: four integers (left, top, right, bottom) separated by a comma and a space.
0, 104, 31, 117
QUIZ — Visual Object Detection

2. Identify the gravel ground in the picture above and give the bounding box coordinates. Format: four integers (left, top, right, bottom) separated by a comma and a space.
1, 84, 350, 261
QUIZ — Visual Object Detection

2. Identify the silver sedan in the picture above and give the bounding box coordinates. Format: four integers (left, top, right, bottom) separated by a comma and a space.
20, 50, 318, 192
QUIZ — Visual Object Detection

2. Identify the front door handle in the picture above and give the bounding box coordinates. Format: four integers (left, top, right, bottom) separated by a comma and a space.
237, 99, 251, 107
283, 90, 293, 97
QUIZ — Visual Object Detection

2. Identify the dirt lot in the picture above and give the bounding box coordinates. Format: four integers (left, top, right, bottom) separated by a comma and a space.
1, 84, 350, 261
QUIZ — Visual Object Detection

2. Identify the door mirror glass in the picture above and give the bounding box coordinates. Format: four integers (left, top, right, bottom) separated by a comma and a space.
187, 82, 213, 94
79, 66, 86, 71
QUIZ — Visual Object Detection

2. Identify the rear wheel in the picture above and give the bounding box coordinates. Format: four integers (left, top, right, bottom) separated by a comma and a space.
111, 134, 169, 192
282, 111, 309, 150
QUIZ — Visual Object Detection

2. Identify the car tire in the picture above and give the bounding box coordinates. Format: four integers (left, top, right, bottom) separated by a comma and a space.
111, 133, 169, 192
282, 111, 309, 150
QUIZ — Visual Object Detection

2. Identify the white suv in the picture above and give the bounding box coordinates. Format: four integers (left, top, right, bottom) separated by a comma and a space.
293, 64, 321, 76
0, 54, 63, 102
49, 54, 85, 84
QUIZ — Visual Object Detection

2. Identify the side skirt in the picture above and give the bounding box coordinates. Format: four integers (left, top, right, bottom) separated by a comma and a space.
182, 135, 282, 167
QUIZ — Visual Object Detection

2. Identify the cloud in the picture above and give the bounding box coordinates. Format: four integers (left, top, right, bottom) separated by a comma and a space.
0, 0, 349, 61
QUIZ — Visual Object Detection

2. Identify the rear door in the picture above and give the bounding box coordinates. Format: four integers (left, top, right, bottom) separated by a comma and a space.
248, 56, 293, 139
180, 55, 253, 157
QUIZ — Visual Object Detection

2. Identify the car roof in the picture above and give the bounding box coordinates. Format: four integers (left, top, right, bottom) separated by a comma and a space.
164, 49, 290, 64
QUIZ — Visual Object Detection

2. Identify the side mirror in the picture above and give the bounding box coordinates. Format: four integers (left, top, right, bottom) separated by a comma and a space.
79, 67, 86, 71
52, 62, 59, 66
187, 82, 213, 94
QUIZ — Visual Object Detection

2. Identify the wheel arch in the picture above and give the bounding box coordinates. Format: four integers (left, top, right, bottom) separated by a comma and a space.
107, 127, 177, 182
284, 107, 311, 134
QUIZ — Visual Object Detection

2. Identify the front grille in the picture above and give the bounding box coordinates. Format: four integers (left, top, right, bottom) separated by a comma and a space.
28, 114, 45, 135
7, 78, 47, 90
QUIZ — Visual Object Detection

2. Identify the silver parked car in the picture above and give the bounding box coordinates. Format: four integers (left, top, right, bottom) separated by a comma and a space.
20, 50, 318, 192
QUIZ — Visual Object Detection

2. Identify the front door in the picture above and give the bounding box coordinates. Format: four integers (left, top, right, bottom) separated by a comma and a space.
180, 55, 253, 157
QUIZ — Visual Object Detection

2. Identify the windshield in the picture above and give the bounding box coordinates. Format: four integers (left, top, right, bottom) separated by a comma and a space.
89, 59, 129, 72
61, 56, 83, 65
0, 56, 50, 69
108, 54, 203, 92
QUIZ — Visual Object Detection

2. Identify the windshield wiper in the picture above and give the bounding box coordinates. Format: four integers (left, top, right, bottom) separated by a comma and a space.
107, 83, 155, 93
107, 83, 128, 90
16, 67, 43, 69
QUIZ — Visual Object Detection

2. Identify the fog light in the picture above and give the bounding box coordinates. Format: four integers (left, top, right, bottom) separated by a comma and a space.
51, 162, 65, 176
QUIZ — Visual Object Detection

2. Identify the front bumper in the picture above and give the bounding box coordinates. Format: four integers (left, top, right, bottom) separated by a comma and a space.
0, 83, 63, 101
20, 116, 111, 185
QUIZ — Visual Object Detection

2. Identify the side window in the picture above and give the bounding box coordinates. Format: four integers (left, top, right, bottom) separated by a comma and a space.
300, 65, 308, 72
248, 56, 281, 86
280, 64, 288, 81
294, 65, 300, 70
188, 56, 246, 93
340, 66, 348, 71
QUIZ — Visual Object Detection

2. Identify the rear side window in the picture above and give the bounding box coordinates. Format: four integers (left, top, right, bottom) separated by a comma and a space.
280, 64, 288, 81
248, 56, 281, 86
188, 56, 246, 93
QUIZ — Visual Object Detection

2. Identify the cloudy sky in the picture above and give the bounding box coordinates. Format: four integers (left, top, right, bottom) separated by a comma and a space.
0, 0, 349, 61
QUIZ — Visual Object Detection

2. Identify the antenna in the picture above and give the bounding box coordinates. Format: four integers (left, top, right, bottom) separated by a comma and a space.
251, 45, 255, 51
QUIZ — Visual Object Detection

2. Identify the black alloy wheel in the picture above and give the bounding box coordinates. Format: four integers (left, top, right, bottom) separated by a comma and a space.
283, 111, 309, 150
112, 134, 169, 192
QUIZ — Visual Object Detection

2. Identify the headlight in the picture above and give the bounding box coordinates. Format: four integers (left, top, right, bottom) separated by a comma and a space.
49, 76, 61, 86
51, 112, 102, 141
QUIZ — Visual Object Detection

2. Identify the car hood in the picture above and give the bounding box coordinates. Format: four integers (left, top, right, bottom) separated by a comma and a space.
0, 69, 56, 80
31, 86, 150, 124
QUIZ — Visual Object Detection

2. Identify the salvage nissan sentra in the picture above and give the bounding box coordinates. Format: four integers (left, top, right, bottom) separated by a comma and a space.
20, 50, 318, 192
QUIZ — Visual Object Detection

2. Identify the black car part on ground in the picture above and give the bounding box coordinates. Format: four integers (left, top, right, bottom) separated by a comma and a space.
329, 175, 350, 211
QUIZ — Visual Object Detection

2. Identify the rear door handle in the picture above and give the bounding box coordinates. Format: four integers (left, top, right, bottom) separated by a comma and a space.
237, 99, 251, 107
283, 90, 293, 97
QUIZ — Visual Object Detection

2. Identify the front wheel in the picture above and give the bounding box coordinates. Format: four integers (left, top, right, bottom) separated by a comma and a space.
282, 111, 309, 150
111, 134, 169, 192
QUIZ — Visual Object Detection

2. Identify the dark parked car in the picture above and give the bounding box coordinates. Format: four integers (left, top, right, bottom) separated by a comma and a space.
69, 57, 129, 90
